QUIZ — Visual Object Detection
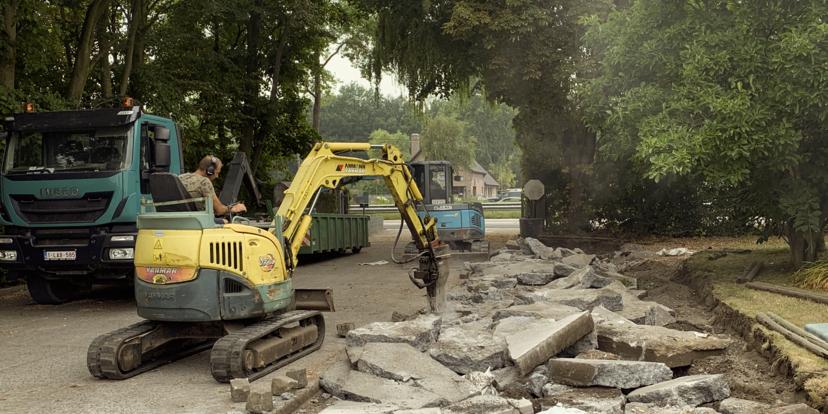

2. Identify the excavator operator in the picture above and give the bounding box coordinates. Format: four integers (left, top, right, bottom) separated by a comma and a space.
179, 155, 247, 223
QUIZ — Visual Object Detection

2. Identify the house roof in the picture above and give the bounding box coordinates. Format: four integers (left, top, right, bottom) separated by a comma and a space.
471, 160, 487, 175
483, 173, 499, 187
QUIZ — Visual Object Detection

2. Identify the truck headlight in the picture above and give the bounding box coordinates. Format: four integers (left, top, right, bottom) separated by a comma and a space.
0, 250, 17, 260
110, 235, 134, 242
109, 248, 134, 259
0, 238, 12, 244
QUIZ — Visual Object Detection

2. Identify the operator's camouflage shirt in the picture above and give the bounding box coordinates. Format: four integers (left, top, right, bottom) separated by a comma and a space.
178, 173, 215, 211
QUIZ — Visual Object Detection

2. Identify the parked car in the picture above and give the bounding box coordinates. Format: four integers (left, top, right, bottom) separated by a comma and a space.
494, 196, 522, 203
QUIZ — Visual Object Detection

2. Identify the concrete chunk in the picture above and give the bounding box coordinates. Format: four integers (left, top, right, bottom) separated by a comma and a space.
549, 358, 672, 389
603, 281, 675, 326
626, 374, 730, 407
338, 322, 356, 337
229, 378, 250, 403
554, 263, 578, 277
507, 398, 534, 414
245, 391, 273, 414
320, 352, 353, 399
540, 387, 625, 414
356, 342, 478, 404
718, 397, 772, 414
527, 287, 623, 312
317, 401, 400, 413
561, 254, 596, 267
492, 302, 581, 322
545, 266, 610, 290
517, 272, 558, 286
525, 237, 553, 260
557, 330, 598, 358
506, 311, 594, 374
340, 370, 447, 408
345, 314, 442, 365
429, 326, 508, 374
754, 404, 820, 413
272, 375, 299, 394
286, 368, 308, 388
624, 402, 719, 413
443, 395, 521, 414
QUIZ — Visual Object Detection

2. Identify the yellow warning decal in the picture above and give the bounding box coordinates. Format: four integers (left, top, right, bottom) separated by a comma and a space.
153, 239, 162, 249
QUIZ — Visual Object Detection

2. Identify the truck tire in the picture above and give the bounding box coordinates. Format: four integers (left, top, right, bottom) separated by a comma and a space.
26, 272, 78, 305
351, 247, 362, 254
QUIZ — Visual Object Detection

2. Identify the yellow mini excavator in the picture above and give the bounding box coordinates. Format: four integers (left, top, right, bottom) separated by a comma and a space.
87, 143, 450, 382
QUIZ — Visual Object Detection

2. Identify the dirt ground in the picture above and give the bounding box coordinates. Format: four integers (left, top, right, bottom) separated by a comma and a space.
617, 254, 806, 408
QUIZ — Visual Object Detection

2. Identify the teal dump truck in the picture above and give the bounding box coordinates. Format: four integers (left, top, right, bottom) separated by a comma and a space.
0, 103, 184, 304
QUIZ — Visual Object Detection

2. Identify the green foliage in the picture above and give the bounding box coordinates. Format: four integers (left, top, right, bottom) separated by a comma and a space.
421, 114, 477, 173
582, 0, 828, 266
318, 82, 421, 142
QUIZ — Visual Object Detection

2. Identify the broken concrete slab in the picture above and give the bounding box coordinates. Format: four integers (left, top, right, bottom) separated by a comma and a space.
506, 311, 594, 374
466, 261, 501, 274
540, 387, 625, 414
754, 404, 820, 413
229, 378, 250, 403
626, 374, 730, 407
556, 247, 577, 258
548, 358, 672, 389
594, 308, 731, 367
574, 350, 622, 360
339, 370, 447, 408
429, 326, 508, 374
492, 366, 533, 395
525, 287, 623, 312
624, 402, 719, 413
561, 254, 596, 267
600, 271, 638, 289
317, 401, 401, 414
554, 263, 578, 277
516, 238, 534, 256
320, 352, 352, 399
505, 240, 520, 250
395, 409, 443, 414
603, 281, 675, 326
447, 285, 515, 306
718, 397, 772, 414
517, 272, 558, 286
443, 395, 521, 414
538, 406, 588, 414
345, 314, 442, 364
545, 266, 610, 290
492, 253, 514, 262
469, 274, 519, 290
629, 289, 648, 299
507, 398, 534, 414
492, 302, 581, 322
524, 237, 554, 260
356, 342, 478, 404
245, 391, 274, 414
542, 382, 576, 397
494, 316, 551, 340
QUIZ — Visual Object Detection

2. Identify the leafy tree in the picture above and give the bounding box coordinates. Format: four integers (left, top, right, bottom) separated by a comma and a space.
421, 114, 476, 172
582, 0, 828, 267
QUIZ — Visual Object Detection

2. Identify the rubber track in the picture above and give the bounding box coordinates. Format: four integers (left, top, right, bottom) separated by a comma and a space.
210, 310, 325, 383
88, 321, 214, 380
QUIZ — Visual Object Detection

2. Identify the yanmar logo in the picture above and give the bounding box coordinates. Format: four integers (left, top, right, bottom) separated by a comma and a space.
336, 163, 366, 174
146, 292, 174, 301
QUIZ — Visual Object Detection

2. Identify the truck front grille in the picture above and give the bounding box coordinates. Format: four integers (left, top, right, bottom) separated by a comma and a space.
10, 192, 113, 224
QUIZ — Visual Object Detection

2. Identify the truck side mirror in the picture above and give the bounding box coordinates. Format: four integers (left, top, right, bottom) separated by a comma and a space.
154, 126, 171, 141
154, 141, 171, 171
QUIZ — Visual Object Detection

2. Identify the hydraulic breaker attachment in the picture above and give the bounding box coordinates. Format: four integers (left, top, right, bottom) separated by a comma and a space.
411, 244, 450, 313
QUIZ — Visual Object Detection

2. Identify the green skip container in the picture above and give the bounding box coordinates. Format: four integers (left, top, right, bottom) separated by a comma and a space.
298, 213, 370, 255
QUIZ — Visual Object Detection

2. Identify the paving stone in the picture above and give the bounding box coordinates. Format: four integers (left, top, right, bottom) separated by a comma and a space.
317, 401, 400, 413
506, 311, 594, 374
338, 322, 356, 337
286, 368, 308, 388
443, 395, 521, 414
245, 390, 274, 414
627, 374, 730, 407
428, 326, 508, 374
754, 404, 820, 413
548, 358, 672, 388
272, 375, 299, 394
356, 342, 478, 404
718, 397, 772, 414
540, 387, 625, 414
229, 378, 250, 403
345, 314, 442, 364
592, 306, 730, 367
525, 287, 623, 312
492, 302, 581, 322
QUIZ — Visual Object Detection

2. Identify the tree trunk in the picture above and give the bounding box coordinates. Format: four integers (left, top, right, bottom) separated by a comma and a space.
0, 0, 22, 90
786, 222, 819, 270
312, 52, 321, 131
560, 121, 596, 232
240, 0, 262, 158
97, 12, 112, 98
67, 0, 113, 101
119, 0, 145, 96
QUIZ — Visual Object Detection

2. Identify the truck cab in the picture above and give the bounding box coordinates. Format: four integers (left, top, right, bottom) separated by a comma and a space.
0, 104, 184, 304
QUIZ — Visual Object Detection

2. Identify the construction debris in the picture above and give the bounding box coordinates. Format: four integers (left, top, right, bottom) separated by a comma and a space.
315, 237, 812, 414
245, 390, 274, 414
229, 378, 250, 403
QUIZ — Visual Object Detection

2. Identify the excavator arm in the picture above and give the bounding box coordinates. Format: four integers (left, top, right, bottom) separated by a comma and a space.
276, 142, 450, 311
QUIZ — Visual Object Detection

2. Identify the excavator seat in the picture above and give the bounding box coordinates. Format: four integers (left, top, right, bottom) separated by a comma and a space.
149, 173, 198, 212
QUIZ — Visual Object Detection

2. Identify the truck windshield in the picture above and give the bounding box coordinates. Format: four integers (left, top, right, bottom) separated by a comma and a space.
3, 126, 133, 174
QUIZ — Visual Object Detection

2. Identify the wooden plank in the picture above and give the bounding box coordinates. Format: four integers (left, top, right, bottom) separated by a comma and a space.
766, 312, 828, 352
746, 282, 828, 305
756, 313, 828, 359
737, 261, 763, 284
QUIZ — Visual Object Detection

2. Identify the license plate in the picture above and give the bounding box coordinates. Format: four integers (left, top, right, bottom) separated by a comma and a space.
44, 251, 76, 261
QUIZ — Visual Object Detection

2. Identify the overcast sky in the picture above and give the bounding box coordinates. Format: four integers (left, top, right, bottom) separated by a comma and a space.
326, 52, 404, 96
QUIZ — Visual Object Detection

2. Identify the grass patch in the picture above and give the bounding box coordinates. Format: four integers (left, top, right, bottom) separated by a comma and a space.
686, 237, 828, 408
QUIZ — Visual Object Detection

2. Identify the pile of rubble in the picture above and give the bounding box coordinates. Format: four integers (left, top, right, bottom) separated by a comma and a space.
313, 238, 816, 414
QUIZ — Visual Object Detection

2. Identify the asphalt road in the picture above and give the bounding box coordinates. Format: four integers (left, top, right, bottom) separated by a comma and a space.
0, 241, 440, 414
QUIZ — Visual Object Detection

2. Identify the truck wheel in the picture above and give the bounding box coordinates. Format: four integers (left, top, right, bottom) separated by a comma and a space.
26, 272, 78, 305
351, 247, 362, 254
